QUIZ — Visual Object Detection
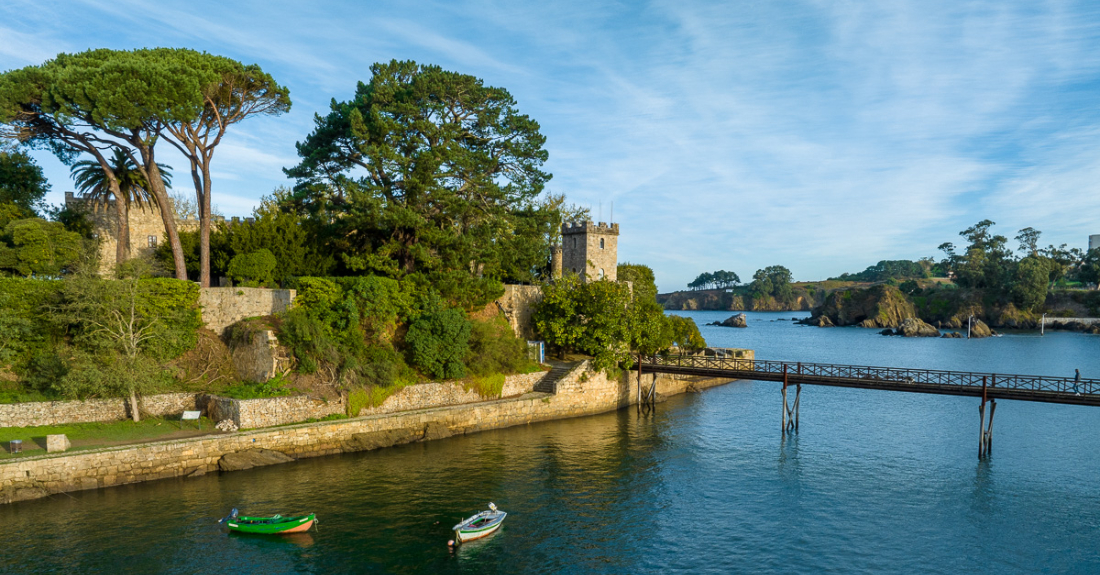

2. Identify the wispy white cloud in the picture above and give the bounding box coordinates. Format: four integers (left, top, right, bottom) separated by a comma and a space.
4, 0, 1100, 290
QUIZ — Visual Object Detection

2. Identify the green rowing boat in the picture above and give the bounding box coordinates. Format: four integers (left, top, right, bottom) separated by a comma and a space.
220, 509, 316, 534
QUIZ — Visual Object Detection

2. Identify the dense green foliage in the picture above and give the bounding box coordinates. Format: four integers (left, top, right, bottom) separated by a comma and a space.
227, 248, 277, 287
0, 274, 200, 404
748, 265, 793, 302
0, 216, 83, 277
155, 190, 337, 284
465, 316, 532, 377
534, 269, 706, 372
0, 147, 50, 215
405, 308, 472, 380
830, 260, 930, 282
688, 270, 741, 290
284, 60, 555, 308
0, 47, 290, 281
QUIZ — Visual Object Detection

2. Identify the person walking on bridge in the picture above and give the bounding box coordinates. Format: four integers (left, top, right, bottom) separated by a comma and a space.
1073, 369, 1082, 396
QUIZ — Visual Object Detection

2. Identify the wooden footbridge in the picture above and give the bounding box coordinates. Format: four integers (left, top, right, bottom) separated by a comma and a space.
637, 353, 1100, 458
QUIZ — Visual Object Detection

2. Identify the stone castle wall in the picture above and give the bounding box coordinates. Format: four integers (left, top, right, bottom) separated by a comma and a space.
199, 287, 296, 335
64, 192, 203, 274
0, 365, 738, 504
562, 221, 619, 281
0, 393, 200, 428
495, 285, 544, 339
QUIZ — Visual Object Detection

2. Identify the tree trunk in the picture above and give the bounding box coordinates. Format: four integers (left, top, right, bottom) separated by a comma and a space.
142, 153, 187, 280
129, 389, 141, 422
114, 194, 130, 268
199, 168, 212, 287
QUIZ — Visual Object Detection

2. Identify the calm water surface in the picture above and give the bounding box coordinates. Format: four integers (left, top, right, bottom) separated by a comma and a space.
2, 311, 1099, 574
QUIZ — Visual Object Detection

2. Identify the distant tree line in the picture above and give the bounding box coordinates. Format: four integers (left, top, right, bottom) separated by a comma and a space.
830, 259, 932, 282
687, 270, 741, 290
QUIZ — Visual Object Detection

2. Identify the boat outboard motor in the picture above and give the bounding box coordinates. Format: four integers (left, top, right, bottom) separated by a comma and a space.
488, 502, 497, 512
219, 508, 239, 524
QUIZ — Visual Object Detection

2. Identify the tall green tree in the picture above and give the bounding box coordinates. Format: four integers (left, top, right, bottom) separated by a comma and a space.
286, 60, 551, 307
0, 48, 284, 281
160, 56, 290, 287
70, 149, 169, 266
1011, 256, 1049, 311
0, 145, 50, 215
1079, 248, 1100, 289
749, 265, 793, 301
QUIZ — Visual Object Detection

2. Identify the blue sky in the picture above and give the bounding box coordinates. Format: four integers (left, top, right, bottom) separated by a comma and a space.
3, 0, 1100, 292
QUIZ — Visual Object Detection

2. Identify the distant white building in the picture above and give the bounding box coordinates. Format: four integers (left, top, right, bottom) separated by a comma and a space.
1090, 234, 1100, 253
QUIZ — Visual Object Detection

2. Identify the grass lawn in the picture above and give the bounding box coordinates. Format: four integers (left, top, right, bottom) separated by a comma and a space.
0, 416, 216, 460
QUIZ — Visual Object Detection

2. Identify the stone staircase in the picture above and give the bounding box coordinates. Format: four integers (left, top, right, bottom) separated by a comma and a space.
534, 362, 578, 394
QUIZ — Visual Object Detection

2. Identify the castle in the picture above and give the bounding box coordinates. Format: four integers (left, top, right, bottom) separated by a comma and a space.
64, 191, 206, 273
553, 221, 620, 282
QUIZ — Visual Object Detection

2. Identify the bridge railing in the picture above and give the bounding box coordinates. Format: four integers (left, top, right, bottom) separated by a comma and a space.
641, 354, 1098, 395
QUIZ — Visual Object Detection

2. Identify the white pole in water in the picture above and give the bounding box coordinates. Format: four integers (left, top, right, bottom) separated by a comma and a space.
968, 315, 973, 339
1041, 313, 1046, 336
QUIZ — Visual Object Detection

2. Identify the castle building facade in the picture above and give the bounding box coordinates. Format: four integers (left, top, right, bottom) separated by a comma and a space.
560, 221, 619, 282
64, 191, 201, 274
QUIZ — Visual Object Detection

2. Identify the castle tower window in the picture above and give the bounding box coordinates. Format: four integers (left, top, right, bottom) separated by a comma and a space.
600, 238, 605, 249
147, 235, 157, 248
572, 237, 577, 249
598, 268, 605, 279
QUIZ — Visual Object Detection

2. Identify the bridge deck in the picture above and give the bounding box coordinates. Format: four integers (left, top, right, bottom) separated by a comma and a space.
639, 355, 1100, 406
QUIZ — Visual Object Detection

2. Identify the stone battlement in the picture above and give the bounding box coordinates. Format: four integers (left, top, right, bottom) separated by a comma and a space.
562, 221, 620, 235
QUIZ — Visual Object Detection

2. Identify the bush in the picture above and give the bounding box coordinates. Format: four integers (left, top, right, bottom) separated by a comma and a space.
465, 316, 531, 376
227, 248, 277, 287
277, 307, 339, 374
221, 373, 295, 399
406, 308, 471, 380
359, 344, 415, 388
465, 373, 505, 398
0, 278, 59, 366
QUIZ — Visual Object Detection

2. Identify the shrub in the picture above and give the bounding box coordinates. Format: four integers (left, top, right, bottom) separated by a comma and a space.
406, 308, 471, 380
277, 307, 339, 374
465, 373, 505, 398
221, 373, 295, 399
359, 344, 415, 388
465, 316, 530, 376
227, 248, 277, 287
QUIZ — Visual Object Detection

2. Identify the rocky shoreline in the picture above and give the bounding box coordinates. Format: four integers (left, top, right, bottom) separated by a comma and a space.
795, 284, 1100, 337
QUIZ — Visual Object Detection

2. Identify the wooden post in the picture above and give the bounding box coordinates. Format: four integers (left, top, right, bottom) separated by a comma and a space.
978, 376, 988, 459
782, 364, 789, 433
636, 355, 642, 413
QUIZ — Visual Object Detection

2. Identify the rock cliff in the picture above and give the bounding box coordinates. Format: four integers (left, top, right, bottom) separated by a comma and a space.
803, 285, 917, 328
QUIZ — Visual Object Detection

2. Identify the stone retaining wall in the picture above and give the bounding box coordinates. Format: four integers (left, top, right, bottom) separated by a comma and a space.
205, 372, 549, 428
0, 393, 200, 428
204, 394, 344, 429
199, 287, 296, 335
1046, 317, 1100, 327
0, 366, 733, 504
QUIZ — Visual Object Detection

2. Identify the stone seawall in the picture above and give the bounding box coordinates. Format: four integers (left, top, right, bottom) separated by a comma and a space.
202, 372, 548, 429
0, 393, 200, 428
199, 287, 296, 335
205, 394, 344, 429
0, 367, 730, 504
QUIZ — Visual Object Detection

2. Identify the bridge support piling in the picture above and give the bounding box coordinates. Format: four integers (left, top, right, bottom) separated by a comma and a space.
782, 365, 800, 434
978, 376, 997, 459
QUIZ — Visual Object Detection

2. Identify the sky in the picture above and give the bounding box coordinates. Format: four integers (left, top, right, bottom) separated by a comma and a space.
3, 0, 1100, 292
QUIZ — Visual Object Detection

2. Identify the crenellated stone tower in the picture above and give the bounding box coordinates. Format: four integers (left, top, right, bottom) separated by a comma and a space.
561, 221, 619, 282
64, 191, 209, 275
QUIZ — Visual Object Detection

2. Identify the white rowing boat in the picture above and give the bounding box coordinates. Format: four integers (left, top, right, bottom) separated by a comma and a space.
453, 502, 507, 543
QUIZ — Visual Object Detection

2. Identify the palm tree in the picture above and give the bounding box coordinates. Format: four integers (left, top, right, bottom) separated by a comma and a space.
70, 150, 171, 267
